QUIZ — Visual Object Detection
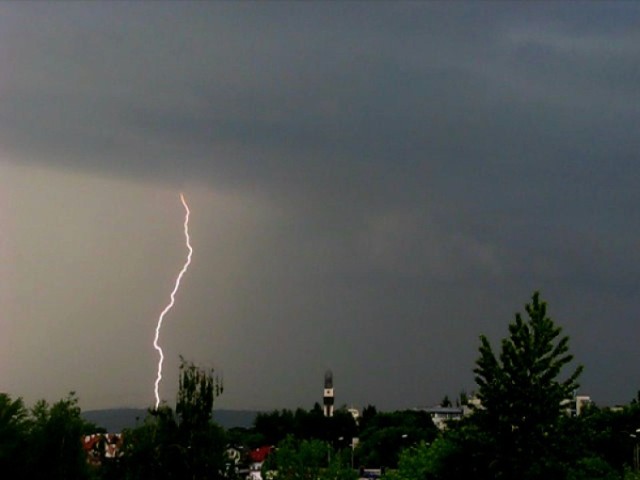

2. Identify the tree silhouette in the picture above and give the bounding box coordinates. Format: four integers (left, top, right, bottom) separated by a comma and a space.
473, 292, 583, 479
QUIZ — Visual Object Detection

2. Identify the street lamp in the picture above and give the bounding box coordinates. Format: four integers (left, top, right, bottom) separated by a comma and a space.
629, 429, 640, 472
635, 429, 640, 472
350, 437, 359, 470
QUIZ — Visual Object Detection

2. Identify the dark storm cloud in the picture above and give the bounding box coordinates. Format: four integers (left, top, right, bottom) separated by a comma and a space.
2, 2, 640, 408
3, 3, 638, 192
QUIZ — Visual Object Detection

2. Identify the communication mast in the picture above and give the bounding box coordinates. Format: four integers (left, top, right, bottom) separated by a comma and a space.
323, 369, 334, 417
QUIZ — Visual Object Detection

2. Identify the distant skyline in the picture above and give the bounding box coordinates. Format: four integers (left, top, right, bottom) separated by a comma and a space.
1, 2, 639, 411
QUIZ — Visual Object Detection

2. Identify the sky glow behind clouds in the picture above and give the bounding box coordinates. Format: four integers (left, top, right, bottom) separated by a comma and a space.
1, 2, 639, 410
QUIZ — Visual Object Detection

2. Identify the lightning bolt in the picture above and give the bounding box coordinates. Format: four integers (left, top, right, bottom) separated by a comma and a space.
153, 193, 193, 409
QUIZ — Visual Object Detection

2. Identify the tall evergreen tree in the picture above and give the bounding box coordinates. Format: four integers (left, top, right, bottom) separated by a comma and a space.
473, 292, 583, 479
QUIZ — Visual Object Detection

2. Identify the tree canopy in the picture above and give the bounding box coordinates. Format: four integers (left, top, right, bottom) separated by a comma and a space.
121, 357, 226, 480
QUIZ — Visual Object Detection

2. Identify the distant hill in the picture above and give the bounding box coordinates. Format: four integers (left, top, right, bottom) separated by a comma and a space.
82, 408, 260, 432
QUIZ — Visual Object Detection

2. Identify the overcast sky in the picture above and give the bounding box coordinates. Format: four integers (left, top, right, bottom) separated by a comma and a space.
1, 2, 639, 412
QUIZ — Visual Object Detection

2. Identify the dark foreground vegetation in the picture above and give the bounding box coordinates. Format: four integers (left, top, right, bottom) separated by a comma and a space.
3, 293, 640, 479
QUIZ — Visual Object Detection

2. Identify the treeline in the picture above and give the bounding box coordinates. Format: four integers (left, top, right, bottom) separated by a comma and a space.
385, 400, 640, 480
233, 404, 439, 468
3, 292, 640, 479
0, 358, 229, 480
0, 391, 438, 479
0, 392, 98, 479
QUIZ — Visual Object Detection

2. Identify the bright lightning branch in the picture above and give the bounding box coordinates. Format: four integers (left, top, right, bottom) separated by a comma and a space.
153, 193, 193, 409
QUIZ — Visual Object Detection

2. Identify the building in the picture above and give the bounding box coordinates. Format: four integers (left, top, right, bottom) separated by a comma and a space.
419, 394, 482, 430
347, 407, 360, 425
82, 433, 123, 465
563, 394, 592, 416
421, 406, 465, 430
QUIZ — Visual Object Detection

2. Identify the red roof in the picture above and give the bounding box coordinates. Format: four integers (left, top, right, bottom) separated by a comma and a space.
249, 445, 273, 463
